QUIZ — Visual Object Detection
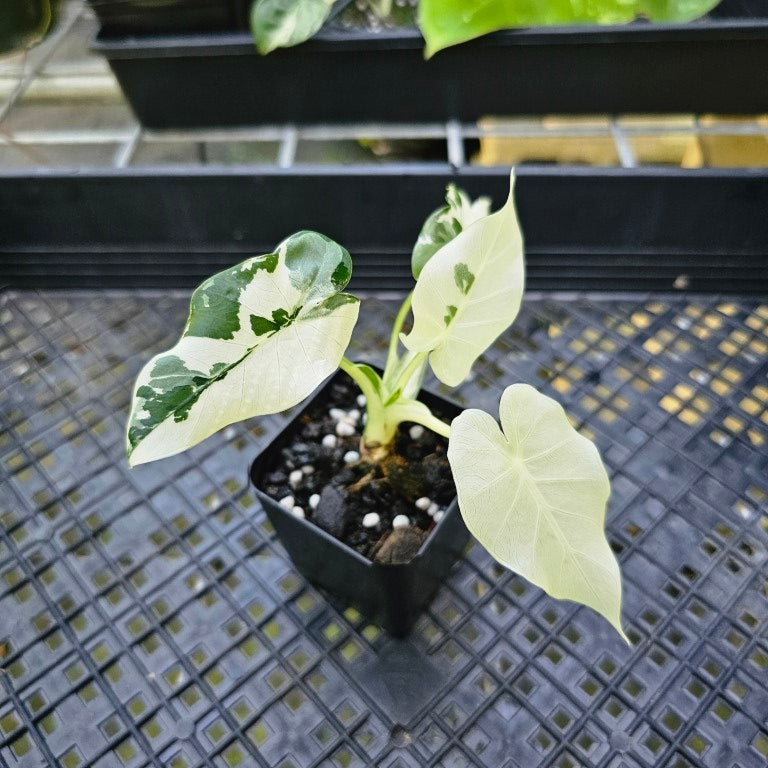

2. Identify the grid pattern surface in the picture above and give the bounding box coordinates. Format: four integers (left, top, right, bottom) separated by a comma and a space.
1, 289, 766, 768
1, 2, 768, 170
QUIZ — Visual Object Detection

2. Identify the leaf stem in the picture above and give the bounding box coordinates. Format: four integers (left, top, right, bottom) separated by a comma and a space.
402, 357, 428, 400
339, 357, 379, 404
339, 357, 392, 448
339, 357, 451, 448
409, 410, 452, 439
394, 351, 428, 394
384, 290, 413, 379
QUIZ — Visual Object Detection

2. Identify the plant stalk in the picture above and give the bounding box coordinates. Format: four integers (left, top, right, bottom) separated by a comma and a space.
394, 351, 428, 394
339, 357, 392, 449
407, 410, 452, 438
384, 290, 413, 379
339, 357, 377, 402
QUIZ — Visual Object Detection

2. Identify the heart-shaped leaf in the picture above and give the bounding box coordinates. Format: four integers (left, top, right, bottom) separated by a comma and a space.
411, 183, 491, 279
127, 231, 359, 466
251, 0, 336, 55
420, 0, 722, 57
448, 383, 627, 641
402, 170, 524, 387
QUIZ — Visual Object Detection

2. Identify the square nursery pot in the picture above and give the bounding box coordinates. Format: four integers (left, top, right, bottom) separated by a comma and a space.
250, 369, 470, 637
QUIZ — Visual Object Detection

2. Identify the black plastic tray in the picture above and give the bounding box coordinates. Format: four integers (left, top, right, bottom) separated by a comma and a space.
92, 16, 768, 127
1, 289, 767, 768
86, 0, 249, 36
85, 0, 768, 37
2, 167, 767, 293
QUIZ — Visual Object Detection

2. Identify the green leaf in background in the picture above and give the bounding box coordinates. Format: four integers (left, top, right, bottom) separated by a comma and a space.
419, 0, 723, 57
127, 231, 359, 466
448, 383, 627, 641
411, 183, 491, 279
250, 0, 336, 54
402, 170, 524, 387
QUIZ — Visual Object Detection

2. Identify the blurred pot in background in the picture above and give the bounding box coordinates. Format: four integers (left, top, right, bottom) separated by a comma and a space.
0, 1, 62, 57
85, 0, 244, 35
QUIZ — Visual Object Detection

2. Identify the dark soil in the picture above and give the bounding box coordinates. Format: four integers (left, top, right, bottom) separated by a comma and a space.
257, 374, 456, 564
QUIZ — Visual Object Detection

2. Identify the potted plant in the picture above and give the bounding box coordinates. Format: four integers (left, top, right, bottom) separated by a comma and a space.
87, 0, 726, 54
126, 171, 628, 640
251, 0, 723, 55
90, 0, 768, 128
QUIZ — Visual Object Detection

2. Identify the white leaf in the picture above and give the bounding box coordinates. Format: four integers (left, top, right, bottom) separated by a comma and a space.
127, 231, 359, 466
402, 170, 524, 387
448, 383, 627, 641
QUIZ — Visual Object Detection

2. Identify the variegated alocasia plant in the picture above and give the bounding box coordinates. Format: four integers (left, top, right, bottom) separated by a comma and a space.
127, 171, 627, 641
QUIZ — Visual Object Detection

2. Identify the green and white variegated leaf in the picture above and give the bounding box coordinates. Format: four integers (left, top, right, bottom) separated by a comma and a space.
419, 0, 722, 57
127, 231, 359, 466
411, 184, 491, 279
250, 0, 336, 55
402, 170, 524, 387
448, 384, 627, 641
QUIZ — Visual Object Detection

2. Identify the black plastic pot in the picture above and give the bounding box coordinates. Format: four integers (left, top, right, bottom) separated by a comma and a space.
86, 0, 248, 36
249, 368, 470, 637
93, 18, 768, 128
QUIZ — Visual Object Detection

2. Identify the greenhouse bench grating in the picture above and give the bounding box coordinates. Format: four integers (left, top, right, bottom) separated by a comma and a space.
0, 290, 767, 768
